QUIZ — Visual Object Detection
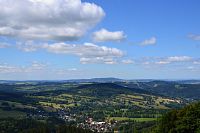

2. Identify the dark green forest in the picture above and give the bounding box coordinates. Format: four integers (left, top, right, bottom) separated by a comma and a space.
0, 118, 93, 133
152, 102, 200, 133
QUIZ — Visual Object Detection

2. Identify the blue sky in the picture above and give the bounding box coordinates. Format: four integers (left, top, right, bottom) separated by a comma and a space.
0, 0, 200, 80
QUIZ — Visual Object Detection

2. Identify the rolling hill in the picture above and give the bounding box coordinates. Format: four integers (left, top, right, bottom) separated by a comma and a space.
73, 83, 153, 97
117, 81, 200, 100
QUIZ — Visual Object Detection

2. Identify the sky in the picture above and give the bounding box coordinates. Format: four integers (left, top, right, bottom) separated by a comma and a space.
0, 0, 200, 80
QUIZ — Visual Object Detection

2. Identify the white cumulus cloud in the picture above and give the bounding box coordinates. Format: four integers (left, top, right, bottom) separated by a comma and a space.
0, 62, 48, 73
44, 43, 124, 58
80, 57, 117, 64
121, 59, 134, 64
0, 0, 105, 41
193, 61, 200, 65
188, 34, 200, 41
166, 56, 192, 62
140, 37, 157, 46
139, 56, 194, 66
92, 28, 126, 42
18, 42, 124, 64
155, 61, 170, 65
0, 42, 10, 48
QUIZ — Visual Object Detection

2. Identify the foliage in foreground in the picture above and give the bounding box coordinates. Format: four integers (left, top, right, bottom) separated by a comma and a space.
0, 118, 93, 133
152, 102, 200, 133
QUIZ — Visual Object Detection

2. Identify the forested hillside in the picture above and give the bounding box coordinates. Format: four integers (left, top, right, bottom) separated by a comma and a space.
152, 102, 200, 133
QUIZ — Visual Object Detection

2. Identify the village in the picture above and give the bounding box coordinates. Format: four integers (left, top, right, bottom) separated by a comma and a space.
27, 108, 118, 132
59, 109, 117, 132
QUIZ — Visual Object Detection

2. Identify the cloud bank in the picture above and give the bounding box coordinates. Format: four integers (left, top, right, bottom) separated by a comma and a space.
18, 42, 124, 64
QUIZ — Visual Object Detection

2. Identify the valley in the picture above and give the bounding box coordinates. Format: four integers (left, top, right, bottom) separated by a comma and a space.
0, 79, 199, 132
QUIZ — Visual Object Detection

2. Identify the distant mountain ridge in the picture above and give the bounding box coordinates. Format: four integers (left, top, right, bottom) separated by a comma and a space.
65, 77, 124, 83
1, 79, 200, 100
1, 78, 200, 84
